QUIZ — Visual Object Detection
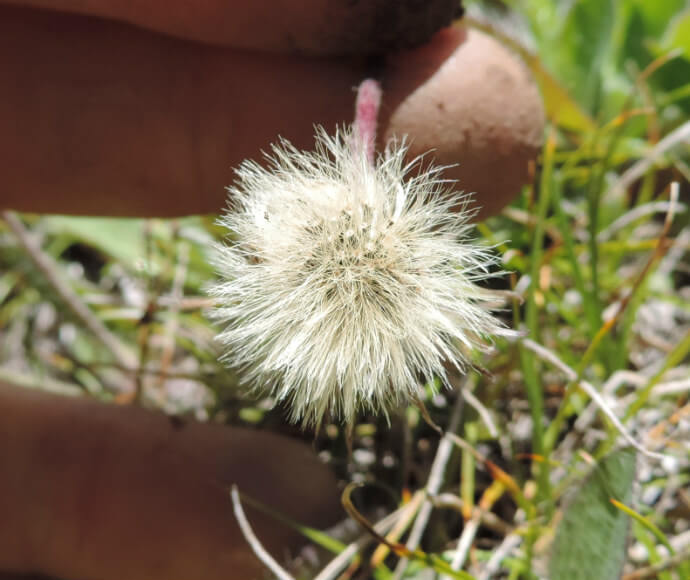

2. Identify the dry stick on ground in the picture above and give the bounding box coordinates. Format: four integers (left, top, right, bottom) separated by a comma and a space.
607, 182, 679, 324
392, 379, 466, 578
430, 493, 513, 537
368, 490, 426, 569
3, 211, 138, 370
622, 547, 690, 580
439, 430, 530, 578
446, 515, 481, 577
461, 384, 498, 437
85, 361, 212, 382
313, 507, 406, 580
596, 200, 686, 243
605, 121, 690, 202
521, 338, 666, 460
156, 239, 190, 389
0, 366, 83, 396
658, 226, 690, 277
556, 368, 648, 462
478, 533, 523, 580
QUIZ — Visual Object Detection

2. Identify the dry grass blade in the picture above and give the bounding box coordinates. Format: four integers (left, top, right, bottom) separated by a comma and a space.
313, 508, 405, 580
522, 338, 666, 460
605, 123, 690, 201
596, 200, 687, 243
431, 493, 513, 537
341, 482, 477, 580
230, 485, 296, 580
392, 384, 465, 578
446, 516, 481, 576
462, 385, 498, 437
478, 533, 522, 580
2, 211, 138, 371
369, 490, 425, 568
622, 547, 690, 580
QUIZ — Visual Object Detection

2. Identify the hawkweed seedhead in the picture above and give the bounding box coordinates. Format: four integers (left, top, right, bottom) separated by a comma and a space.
208, 80, 511, 427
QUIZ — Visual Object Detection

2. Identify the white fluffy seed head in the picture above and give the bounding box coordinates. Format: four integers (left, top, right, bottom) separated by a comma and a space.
209, 126, 511, 427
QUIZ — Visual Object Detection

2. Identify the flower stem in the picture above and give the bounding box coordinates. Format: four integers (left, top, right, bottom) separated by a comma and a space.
354, 79, 382, 165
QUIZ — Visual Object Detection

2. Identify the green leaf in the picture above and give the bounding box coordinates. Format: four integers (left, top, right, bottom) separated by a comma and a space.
528, 59, 597, 133
43, 216, 147, 267
663, 9, 690, 60
549, 448, 636, 580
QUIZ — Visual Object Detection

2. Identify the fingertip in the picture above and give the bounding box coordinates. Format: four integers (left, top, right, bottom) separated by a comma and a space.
383, 26, 544, 219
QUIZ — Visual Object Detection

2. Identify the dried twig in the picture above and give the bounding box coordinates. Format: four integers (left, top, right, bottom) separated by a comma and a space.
3, 211, 137, 370
0, 367, 82, 396
446, 516, 481, 576
392, 381, 466, 578
596, 200, 687, 243
369, 490, 425, 568
605, 121, 690, 202
649, 378, 690, 397
658, 226, 690, 276
600, 182, 679, 332
622, 547, 690, 580
462, 384, 498, 437
230, 485, 296, 580
477, 533, 523, 580
430, 493, 512, 536
570, 370, 647, 443
156, 239, 189, 388
501, 206, 564, 245
313, 508, 403, 580
522, 338, 666, 460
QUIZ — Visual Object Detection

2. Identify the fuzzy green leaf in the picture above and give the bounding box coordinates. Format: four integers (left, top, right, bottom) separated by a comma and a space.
549, 448, 636, 580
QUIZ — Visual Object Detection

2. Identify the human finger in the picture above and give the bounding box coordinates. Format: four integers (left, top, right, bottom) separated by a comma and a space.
2, 0, 461, 53
0, 8, 543, 219
0, 382, 340, 580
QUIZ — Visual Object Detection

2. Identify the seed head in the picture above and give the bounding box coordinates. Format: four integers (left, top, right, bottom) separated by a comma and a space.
209, 124, 509, 427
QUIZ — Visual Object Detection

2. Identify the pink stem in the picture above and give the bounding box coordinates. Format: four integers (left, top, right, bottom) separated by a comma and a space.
353, 79, 382, 165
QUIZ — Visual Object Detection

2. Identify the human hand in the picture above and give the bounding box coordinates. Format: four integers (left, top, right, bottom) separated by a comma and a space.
0, 382, 341, 580
0, 1, 543, 219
